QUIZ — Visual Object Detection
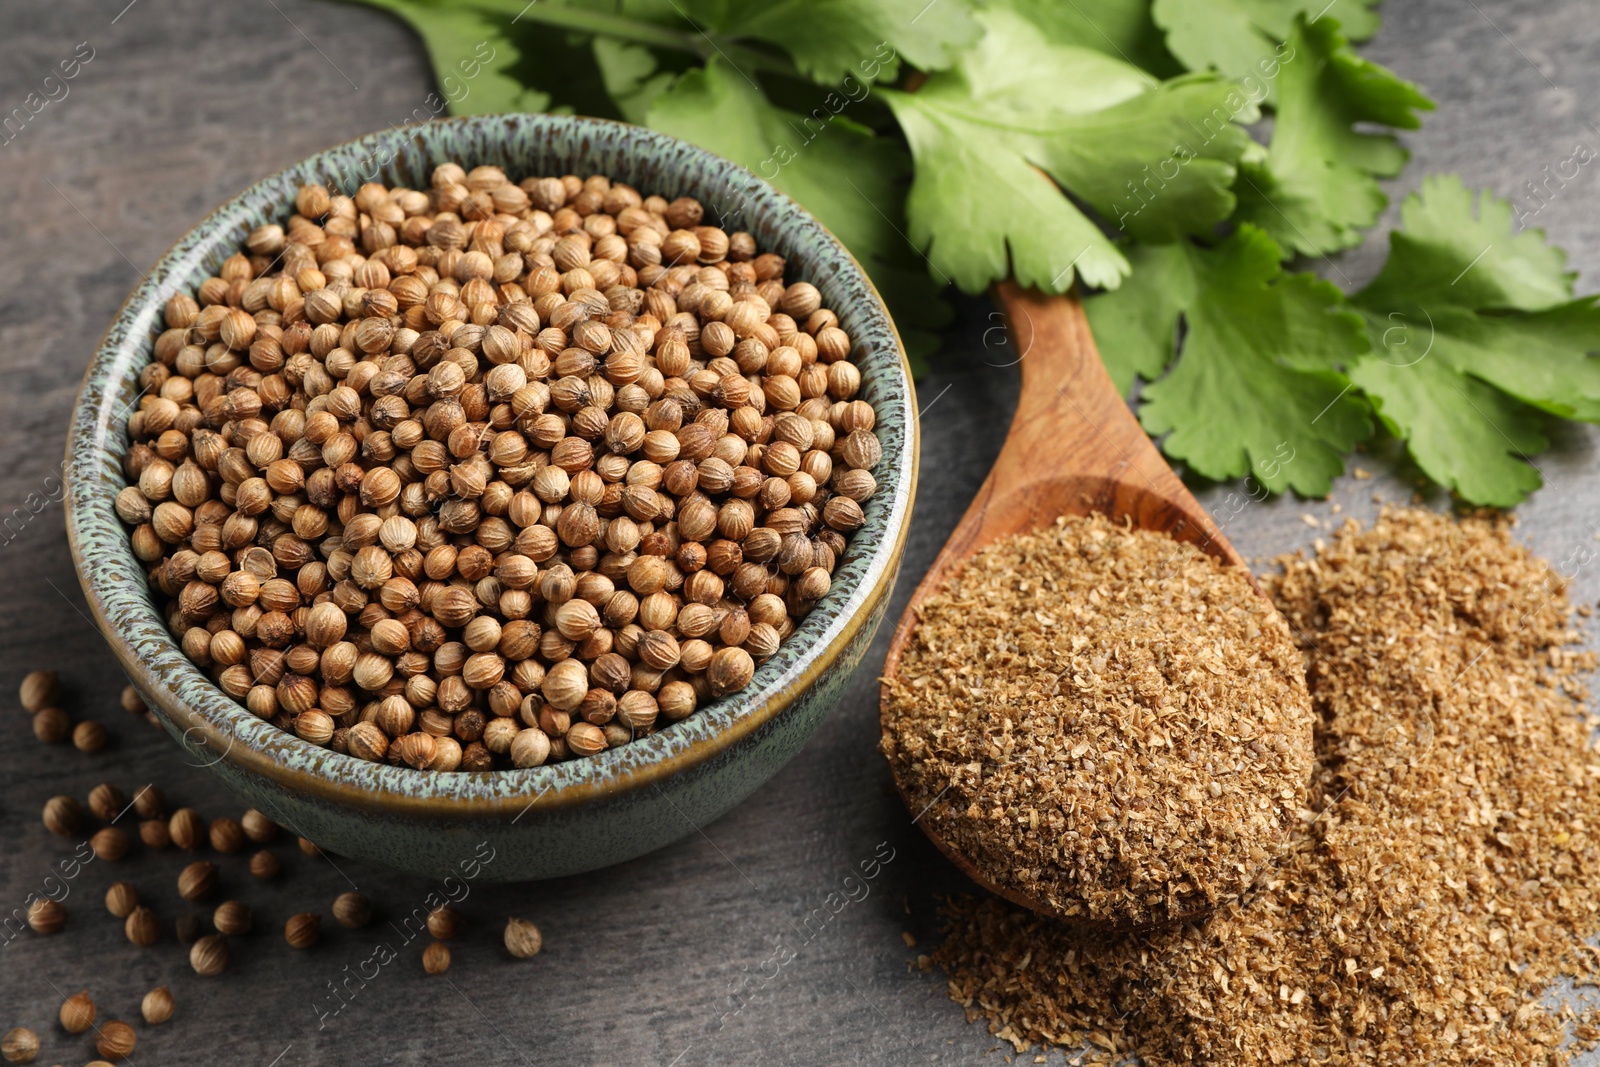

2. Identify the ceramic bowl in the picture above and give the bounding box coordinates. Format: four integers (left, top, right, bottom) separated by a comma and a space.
65, 114, 917, 881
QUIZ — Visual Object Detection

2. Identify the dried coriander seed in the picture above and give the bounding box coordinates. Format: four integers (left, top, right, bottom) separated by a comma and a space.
297, 837, 321, 857
119, 685, 145, 716
31, 706, 69, 744
208, 816, 244, 853
504, 917, 542, 959
19, 670, 58, 712
95, 1020, 136, 1062
104, 882, 138, 918
0, 1028, 37, 1065
131, 784, 164, 819
72, 720, 107, 752
88, 782, 125, 821
213, 900, 253, 936
285, 912, 320, 949
116, 167, 884, 773
89, 827, 129, 862
425, 905, 462, 940
177, 861, 218, 901
332, 892, 371, 929
26, 898, 64, 934
141, 986, 174, 1025
240, 809, 278, 843
168, 807, 205, 850
189, 934, 227, 976
41, 795, 82, 837
60, 989, 95, 1033
249, 849, 281, 880
139, 819, 171, 849
421, 940, 451, 975
124, 906, 159, 946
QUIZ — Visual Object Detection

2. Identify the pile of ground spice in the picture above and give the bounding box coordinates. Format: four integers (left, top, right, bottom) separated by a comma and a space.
933, 508, 1600, 1065
882, 514, 1314, 927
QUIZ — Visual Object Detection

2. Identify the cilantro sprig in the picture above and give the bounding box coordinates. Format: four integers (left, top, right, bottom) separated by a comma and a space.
344, 0, 1600, 506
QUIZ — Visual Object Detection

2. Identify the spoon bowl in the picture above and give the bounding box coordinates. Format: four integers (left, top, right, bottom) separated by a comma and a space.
880, 281, 1249, 928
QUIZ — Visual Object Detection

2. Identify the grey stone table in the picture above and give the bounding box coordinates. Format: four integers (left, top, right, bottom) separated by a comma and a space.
2, 2, 1598, 1063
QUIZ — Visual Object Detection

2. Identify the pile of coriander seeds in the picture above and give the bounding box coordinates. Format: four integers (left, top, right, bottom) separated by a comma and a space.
114, 163, 883, 771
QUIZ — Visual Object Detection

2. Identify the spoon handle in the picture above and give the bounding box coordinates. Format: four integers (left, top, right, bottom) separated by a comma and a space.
940, 283, 1242, 566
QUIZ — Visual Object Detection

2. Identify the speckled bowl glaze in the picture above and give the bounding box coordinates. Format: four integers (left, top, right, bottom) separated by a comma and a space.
65, 114, 916, 881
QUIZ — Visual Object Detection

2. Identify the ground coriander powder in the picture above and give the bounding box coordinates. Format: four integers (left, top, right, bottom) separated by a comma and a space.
883, 514, 1314, 927
933, 508, 1600, 1065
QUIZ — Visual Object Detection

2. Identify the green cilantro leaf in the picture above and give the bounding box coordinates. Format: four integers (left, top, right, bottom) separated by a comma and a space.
880, 7, 1257, 294
1351, 357, 1545, 507
1001, 0, 1181, 76
351, 0, 552, 114
591, 37, 678, 124
1233, 16, 1432, 257
1348, 176, 1600, 505
1083, 242, 1194, 394
1134, 226, 1373, 495
1356, 173, 1576, 312
646, 59, 950, 360
1152, 0, 1381, 94
684, 0, 982, 84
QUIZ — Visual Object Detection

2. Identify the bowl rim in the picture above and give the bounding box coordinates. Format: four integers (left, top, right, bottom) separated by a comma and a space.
65, 113, 918, 822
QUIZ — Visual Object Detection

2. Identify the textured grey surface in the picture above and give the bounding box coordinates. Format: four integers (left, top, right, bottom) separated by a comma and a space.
1, 1, 1598, 1064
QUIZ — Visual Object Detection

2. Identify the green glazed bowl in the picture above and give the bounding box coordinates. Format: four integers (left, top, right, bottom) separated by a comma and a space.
65, 114, 917, 881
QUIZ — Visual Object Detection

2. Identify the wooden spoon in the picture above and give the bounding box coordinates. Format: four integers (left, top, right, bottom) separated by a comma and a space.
878, 281, 1250, 928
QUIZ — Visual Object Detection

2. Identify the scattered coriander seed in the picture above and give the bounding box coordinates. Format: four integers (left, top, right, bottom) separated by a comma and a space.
87, 783, 125, 822
504, 917, 542, 959
297, 837, 321, 857
138, 819, 170, 849
116, 169, 883, 772
284, 912, 321, 949
124, 906, 159, 946
119, 685, 145, 716
426, 905, 462, 940
189, 934, 227, 976
41, 796, 82, 837
19, 670, 58, 713
422, 941, 451, 976
213, 900, 253, 936
140, 986, 174, 1025
0, 1027, 37, 1064
94, 1020, 135, 1062
59, 989, 95, 1033
208, 816, 244, 853
26, 898, 65, 934
168, 808, 204, 850
89, 827, 129, 862
249, 849, 281, 880
131, 784, 165, 820
331, 892, 371, 929
175, 913, 205, 945
72, 720, 107, 753
104, 882, 139, 918
31, 706, 69, 744
177, 860, 218, 901
240, 809, 278, 843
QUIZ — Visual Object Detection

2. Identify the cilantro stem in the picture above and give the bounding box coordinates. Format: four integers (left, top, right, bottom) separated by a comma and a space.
508, 4, 795, 79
